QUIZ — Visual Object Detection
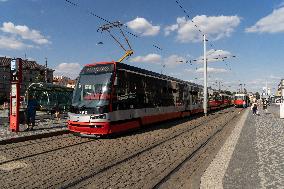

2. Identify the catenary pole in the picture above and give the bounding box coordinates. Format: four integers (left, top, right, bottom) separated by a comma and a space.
203, 34, 208, 116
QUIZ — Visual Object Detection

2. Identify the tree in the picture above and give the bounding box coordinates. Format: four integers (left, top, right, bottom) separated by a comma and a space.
34, 72, 45, 83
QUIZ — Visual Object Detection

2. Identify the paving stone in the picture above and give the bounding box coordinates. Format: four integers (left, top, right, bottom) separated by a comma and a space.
224, 105, 284, 188
0, 110, 68, 142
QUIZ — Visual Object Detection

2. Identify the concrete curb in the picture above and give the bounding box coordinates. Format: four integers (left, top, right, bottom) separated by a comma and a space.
0, 129, 70, 145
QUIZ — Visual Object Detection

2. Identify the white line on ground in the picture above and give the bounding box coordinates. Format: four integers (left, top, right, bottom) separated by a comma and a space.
200, 109, 249, 189
0, 155, 28, 171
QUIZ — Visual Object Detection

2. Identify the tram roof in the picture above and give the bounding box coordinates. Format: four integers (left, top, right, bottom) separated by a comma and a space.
83, 61, 206, 89
27, 82, 73, 92
116, 62, 203, 88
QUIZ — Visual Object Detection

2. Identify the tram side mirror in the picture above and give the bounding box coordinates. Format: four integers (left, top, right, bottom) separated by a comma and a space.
114, 76, 118, 86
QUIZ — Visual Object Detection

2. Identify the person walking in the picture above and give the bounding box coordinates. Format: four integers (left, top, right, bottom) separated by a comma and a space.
25, 95, 38, 131
251, 101, 258, 115
263, 99, 268, 114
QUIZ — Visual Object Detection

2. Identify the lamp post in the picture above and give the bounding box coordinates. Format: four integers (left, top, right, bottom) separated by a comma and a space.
45, 57, 48, 83
203, 34, 208, 116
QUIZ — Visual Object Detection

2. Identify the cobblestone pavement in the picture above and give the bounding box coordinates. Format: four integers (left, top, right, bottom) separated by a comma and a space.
0, 111, 67, 141
223, 104, 284, 188
0, 107, 241, 189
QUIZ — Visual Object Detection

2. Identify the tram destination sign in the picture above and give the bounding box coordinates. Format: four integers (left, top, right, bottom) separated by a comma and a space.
82, 64, 114, 74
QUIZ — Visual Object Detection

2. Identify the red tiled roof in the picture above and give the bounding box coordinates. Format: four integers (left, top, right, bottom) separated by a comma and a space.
0, 57, 54, 71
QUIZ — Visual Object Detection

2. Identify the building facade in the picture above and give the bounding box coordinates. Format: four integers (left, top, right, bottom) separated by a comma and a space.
53, 75, 76, 88
0, 57, 54, 100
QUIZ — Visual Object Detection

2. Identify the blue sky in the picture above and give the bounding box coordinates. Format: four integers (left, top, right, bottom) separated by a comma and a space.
1, 0, 284, 93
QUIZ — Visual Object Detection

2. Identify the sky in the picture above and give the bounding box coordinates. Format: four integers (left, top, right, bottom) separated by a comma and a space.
1, 0, 284, 93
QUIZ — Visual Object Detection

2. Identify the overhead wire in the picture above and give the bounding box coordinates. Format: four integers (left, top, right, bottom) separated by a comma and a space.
174, 0, 235, 62
174, 0, 238, 89
64, 0, 163, 53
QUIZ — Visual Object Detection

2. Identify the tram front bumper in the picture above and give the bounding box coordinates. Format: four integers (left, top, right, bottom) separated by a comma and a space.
68, 121, 110, 135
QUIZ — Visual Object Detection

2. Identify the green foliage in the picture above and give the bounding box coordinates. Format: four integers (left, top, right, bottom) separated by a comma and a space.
0, 94, 6, 105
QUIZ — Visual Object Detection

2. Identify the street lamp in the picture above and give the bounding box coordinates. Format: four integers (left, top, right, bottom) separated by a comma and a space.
176, 38, 236, 116
203, 34, 208, 116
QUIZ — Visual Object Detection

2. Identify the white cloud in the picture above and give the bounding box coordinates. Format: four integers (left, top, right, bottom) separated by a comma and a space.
130, 53, 162, 63
196, 49, 233, 63
54, 63, 82, 79
164, 24, 178, 36
246, 7, 284, 33
196, 67, 228, 73
0, 36, 33, 50
185, 68, 195, 73
165, 15, 240, 43
26, 57, 35, 61
269, 75, 282, 80
130, 53, 186, 68
0, 54, 11, 58
163, 54, 185, 67
126, 17, 160, 36
1, 22, 50, 45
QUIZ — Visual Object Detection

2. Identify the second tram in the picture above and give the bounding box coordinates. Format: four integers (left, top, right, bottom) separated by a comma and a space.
234, 93, 249, 108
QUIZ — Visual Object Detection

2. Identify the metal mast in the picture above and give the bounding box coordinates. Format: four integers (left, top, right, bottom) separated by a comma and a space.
203, 34, 208, 116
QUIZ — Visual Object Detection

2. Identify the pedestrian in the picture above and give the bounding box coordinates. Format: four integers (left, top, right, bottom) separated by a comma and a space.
251, 101, 258, 115
54, 104, 61, 121
263, 99, 268, 113
25, 95, 38, 131
243, 100, 246, 108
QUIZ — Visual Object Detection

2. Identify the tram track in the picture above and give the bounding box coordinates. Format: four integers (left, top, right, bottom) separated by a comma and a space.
152, 109, 241, 189
0, 108, 230, 165
0, 135, 93, 165
62, 107, 241, 188
0, 107, 240, 189
0, 134, 73, 151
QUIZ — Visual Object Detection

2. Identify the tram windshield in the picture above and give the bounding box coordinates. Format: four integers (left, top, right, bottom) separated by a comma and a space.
234, 96, 245, 100
72, 72, 113, 108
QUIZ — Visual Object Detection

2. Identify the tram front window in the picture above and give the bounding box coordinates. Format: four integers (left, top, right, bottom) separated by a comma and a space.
235, 96, 244, 100
72, 73, 113, 114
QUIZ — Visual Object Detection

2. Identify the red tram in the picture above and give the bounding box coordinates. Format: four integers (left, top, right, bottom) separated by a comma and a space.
234, 93, 249, 108
68, 61, 232, 137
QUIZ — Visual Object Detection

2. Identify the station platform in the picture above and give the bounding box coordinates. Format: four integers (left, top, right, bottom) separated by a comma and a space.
201, 104, 284, 188
0, 111, 69, 144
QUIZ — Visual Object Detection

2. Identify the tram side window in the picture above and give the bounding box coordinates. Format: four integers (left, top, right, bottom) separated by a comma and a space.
161, 82, 171, 106
144, 76, 155, 108
155, 79, 164, 107
183, 86, 190, 107
176, 83, 185, 106
113, 70, 145, 110
191, 90, 199, 105
133, 73, 145, 108
128, 72, 144, 109
113, 70, 128, 110
166, 82, 175, 106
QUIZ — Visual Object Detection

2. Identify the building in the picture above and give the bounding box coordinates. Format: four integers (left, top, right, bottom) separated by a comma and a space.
66, 80, 76, 88
276, 79, 284, 97
53, 76, 76, 88
0, 57, 54, 100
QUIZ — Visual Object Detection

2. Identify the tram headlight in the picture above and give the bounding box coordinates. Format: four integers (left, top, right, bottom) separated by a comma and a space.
90, 114, 107, 120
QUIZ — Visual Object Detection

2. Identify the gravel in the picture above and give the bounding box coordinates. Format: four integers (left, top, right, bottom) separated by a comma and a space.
0, 107, 240, 189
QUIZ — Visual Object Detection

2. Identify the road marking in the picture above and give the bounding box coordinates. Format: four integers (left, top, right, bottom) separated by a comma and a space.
0, 155, 28, 171
200, 109, 249, 189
